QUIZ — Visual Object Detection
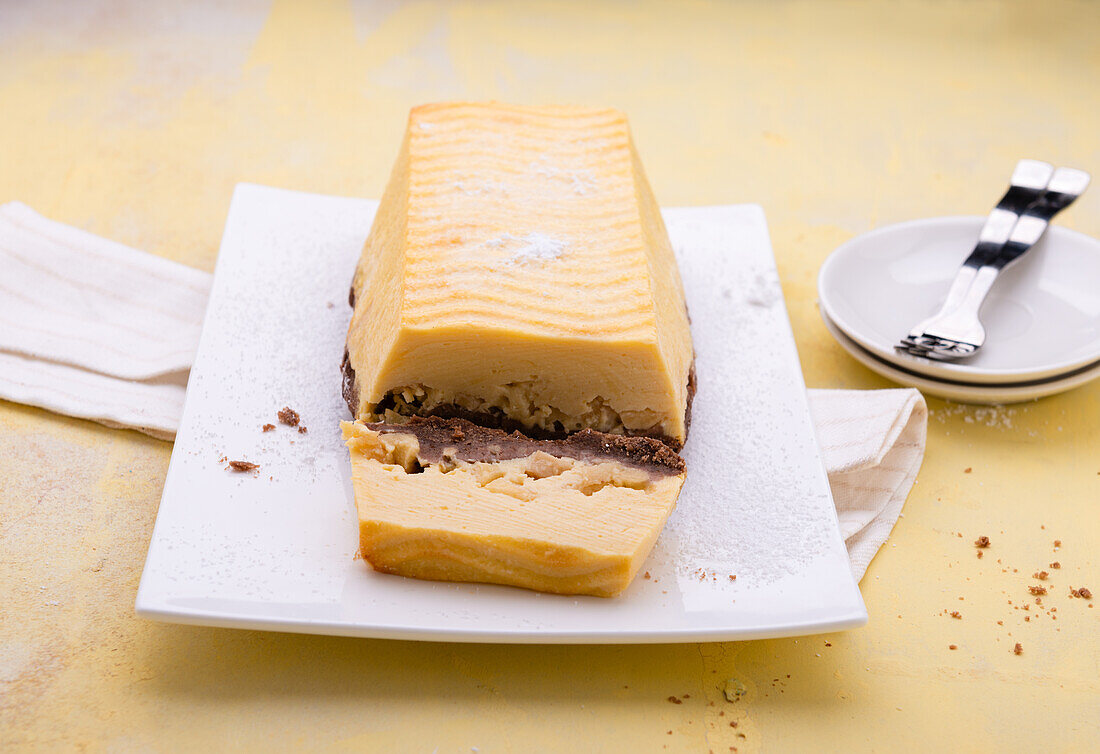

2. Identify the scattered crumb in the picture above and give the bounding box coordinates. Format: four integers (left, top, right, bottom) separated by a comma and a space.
644, 571, 651, 580
974, 536, 990, 548
964, 467, 972, 474
977, 551, 983, 559
728, 574, 737, 581
1033, 571, 1049, 580
950, 611, 961, 619
1050, 562, 1061, 569
1053, 540, 1062, 548
228, 460, 259, 472
948, 645, 957, 650
278, 406, 301, 426
218, 455, 227, 463
824, 641, 832, 647
1014, 643, 1023, 655
1070, 587, 1092, 599
451, 428, 466, 441
262, 423, 275, 432
667, 696, 682, 704
997, 620, 1003, 626
723, 679, 746, 702
1028, 585, 1047, 596
297, 426, 308, 434
729, 721, 738, 728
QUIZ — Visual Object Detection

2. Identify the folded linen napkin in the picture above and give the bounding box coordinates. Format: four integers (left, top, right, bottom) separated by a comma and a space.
0, 203, 926, 580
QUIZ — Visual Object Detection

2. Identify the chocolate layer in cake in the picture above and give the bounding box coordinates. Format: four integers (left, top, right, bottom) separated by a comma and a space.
366, 416, 685, 476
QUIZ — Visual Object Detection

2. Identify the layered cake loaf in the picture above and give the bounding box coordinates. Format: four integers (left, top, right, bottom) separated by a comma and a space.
342, 102, 694, 596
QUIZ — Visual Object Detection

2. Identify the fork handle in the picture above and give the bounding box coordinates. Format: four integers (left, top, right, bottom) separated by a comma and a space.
906, 160, 1053, 340
961, 159, 1054, 270
981, 167, 1091, 272
937, 168, 1091, 324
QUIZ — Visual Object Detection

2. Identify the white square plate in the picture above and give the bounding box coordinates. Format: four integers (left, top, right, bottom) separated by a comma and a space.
136, 184, 866, 643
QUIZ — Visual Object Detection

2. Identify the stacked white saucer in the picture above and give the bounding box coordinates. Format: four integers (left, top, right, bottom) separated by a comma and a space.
818, 216, 1100, 403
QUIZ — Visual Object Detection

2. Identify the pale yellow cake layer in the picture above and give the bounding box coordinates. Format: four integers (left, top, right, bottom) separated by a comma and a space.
342, 421, 684, 597
345, 102, 693, 444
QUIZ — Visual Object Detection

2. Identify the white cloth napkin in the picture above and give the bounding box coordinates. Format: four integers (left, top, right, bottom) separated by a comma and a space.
0, 202, 210, 440
0, 203, 926, 580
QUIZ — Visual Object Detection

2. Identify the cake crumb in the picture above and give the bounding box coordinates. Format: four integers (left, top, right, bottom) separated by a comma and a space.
668, 696, 682, 704
1028, 585, 1047, 595
950, 611, 961, 619
644, 571, 651, 580
1033, 571, 1049, 580
1053, 540, 1061, 548
278, 406, 300, 426
228, 460, 259, 472
948, 644, 957, 650
974, 536, 990, 548
964, 467, 972, 473
297, 426, 308, 434
728, 574, 737, 581
723, 679, 747, 702
1014, 643, 1023, 655
262, 423, 275, 432
977, 551, 983, 559
1070, 587, 1092, 599
1050, 561, 1061, 569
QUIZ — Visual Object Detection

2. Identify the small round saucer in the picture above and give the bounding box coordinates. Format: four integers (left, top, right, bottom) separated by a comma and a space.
820, 309, 1100, 404
818, 216, 1100, 385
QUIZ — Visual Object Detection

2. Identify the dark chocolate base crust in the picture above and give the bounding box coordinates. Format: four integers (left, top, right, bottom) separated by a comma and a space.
368, 416, 685, 476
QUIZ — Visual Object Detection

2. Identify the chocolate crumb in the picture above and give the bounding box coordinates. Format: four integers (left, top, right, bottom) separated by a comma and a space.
1014, 643, 1023, 655
1028, 585, 1047, 595
974, 536, 990, 548
278, 406, 300, 426
668, 696, 682, 704
1070, 587, 1092, 599
228, 460, 259, 472
1033, 571, 1049, 580
262, 424, 275, 432
948, 644, 957, 650
297, 426, 308, 434
950, 611, 961, 619
1050, 561, 1061, 569
964, 467, 972, 473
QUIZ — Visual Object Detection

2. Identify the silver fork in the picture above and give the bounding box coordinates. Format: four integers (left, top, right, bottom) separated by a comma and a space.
899, 164, 1090, 360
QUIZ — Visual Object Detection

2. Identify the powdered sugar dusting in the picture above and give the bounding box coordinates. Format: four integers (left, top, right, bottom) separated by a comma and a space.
485, 232, 568, 263
529, 156, 596, 195
142, 188, 862, 642
653, 207, 848, 607
933, 402, 1019, 429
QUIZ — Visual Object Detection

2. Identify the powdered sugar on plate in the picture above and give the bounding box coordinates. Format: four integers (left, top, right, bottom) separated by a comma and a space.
137, 187, 864, 643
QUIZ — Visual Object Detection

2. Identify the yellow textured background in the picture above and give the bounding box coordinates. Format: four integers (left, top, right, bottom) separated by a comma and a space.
1, 1, 1097, 751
